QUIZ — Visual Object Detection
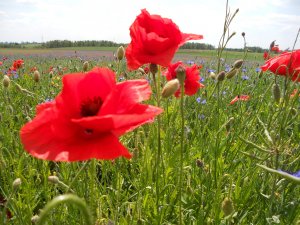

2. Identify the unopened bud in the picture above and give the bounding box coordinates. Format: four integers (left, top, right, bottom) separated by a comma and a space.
150, 63, 158, 75
83, 61, 89, 72
209, 72, 216, 80
161, 79, 180, 98
3, 75, 10, 88
48, 175, 60, 184
31, 215, 40, 224
225, 117, 234, 132
13, 178, 22, 189
117, 46, 125, 61
222, 197, 234, 216
225, 68, 238, 79
272, 83, 281, 103
217, 71, 226, 82
241, 32, 245, 37
233, 59, 243, 69
33, 70, 40, 82
176, 65, 186, 85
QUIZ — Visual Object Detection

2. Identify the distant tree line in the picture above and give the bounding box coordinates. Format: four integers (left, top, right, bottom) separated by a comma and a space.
0, 40, 268, 52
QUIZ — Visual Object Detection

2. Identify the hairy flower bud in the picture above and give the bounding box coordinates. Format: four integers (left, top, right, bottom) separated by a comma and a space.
176, 65, 186, 85
13, 178, 22, 190
222, 197, 234, 216
117, 46, 125, 61
217, 71, 226, 82
48, 175, 60, 184
3, 75, 10, 88
272, 83, 281, 103
241, 32, 245, 37
150, 63, 158, 75
209, 72, 216, 80
161, 79, 180, 98
83, 61, 89, 72
225, 68, 238, 79
233, 59, 243, 69
33, 70, 40, 82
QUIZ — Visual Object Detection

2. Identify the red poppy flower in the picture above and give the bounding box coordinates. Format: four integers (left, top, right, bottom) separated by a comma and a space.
290, 89, 300, 98
20, 67, 163, 161
263, 51, 270, 60
12, 59, 24, 69
271, 46, 280, 53
0, 61, 3, 66
30, 66, 37, 72
164, 61, 204, 97
230, 95, 250, 105
126, 9, 203, 70
261, 49, 300, 82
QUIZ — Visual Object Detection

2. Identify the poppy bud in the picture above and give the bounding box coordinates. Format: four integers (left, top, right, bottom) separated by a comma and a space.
12, 178, 22, 190
209, 72, 216, 80
233, 59, 243, 69
176, 65, 186, 85
241, 32, 245, 37
225, 68, 238, 79
48, 175, 60, 184
117, 46, 125, 61
3, 75, 10, 88
222, 197, 234, 216
31, 215, 39, 224
83, 61, 89, 72
161, 79, 180, 98
138, 67, 145, 74
33, 70, 40, 82
272, 83, 281, 103
150, 63, 158, 75
217, 71, 226, 82
225, 117, 234, 133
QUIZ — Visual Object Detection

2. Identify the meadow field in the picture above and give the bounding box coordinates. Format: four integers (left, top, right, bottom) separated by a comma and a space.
0, 44, 299, 225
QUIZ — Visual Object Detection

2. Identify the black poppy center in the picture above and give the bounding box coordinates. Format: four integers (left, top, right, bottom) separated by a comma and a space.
80, 97, 103, 117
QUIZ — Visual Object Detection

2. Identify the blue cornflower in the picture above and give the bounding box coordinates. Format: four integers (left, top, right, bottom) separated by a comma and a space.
196, 97, 201, 103
242, 68, 247, 72
196, 97, 207, 104
292, 170, 300, 178
222, 91, 227, 95
242, 75, 249, 80
198, 114, 205, 120
200, 77, 205, 83
256, 68, 261, 73
207, 69, 216, 73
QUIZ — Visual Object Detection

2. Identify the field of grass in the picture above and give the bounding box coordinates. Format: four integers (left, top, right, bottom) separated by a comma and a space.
0, 47, 300, 224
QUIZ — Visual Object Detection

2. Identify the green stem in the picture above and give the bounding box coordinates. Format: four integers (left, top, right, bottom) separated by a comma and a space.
155, 65, 162, 224
179, 82, 185, 225
37, 194, 93, 225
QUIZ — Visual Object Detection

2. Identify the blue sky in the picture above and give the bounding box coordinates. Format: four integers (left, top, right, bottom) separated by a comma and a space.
0, 0, 299, 49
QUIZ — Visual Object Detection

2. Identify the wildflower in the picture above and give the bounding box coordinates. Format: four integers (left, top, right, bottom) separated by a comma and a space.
271, 45, 280, 53
12, 59, 24, 70
0, 61, 3, 66
261, 49, 300, 82
230, 95, 250, 105
255, 68, 261, 73
20, 67, 163, 161
263, 51, 270, 60
164, 61, 204, 97
125, 9, 203, 70
241, 75, 249, 80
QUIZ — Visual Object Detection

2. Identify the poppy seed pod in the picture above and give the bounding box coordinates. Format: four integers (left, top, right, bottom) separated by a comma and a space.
176, 65, 186, 85
83, 61, 89, 72
161, 79, 180, 98
3, 75, 10, 88
222, 197, 234, 216
150, 63, 158, 75
225, 68, 238, 79
117, 46, 125, 61
272, 83, 281, 103
33, 70, 40, 82
217, 71, 226, 82
233, 59, 243, 69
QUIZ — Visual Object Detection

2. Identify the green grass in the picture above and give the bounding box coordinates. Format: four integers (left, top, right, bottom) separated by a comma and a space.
0, 53, 299, 224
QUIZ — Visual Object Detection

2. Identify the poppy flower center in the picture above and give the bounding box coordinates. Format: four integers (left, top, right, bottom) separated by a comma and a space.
80, 97, 103, 117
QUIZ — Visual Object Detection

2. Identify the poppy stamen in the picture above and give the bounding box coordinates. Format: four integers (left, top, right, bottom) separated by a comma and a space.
80, 97, 103, 117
